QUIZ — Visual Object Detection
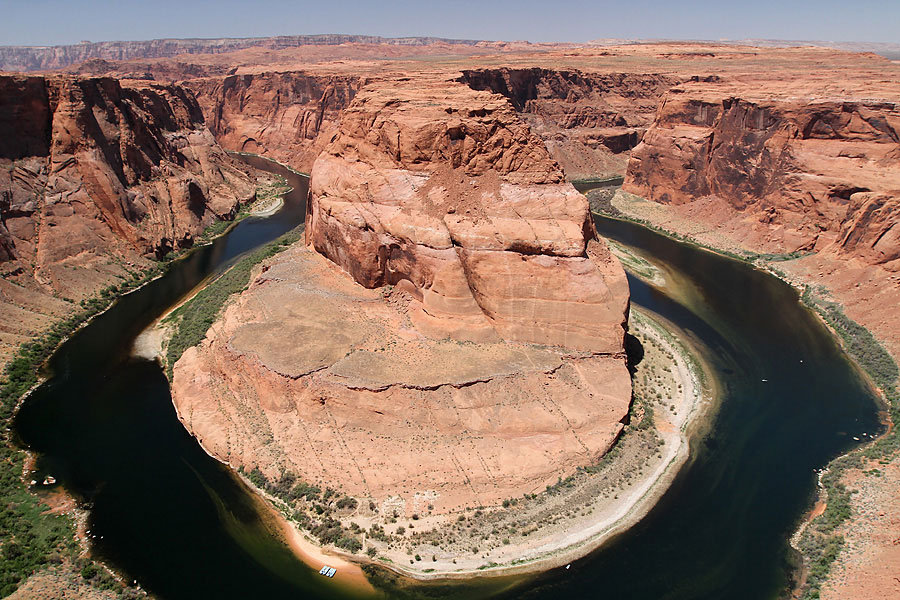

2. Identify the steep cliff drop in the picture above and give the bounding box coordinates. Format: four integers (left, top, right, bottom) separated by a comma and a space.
625, 81, 900, 266
185, 72, 360, 173
170, 76, 632, 520
461, 68, 678, 180
0, 74, 257, 362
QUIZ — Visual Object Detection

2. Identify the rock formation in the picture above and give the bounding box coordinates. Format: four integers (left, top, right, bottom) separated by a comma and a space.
186, 72, 360, 173
306, 76, 629, 350
171, 76, 632, 513
461, 68, 678, 179
0, 74, 256, 359
625, 82, 900, 268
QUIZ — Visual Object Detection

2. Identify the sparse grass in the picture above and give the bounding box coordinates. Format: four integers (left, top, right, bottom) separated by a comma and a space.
163, 227, 302, 377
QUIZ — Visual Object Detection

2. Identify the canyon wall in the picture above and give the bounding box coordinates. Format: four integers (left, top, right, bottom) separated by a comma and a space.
185, 72, 361, 173
461, 68, 678, 179
0, 35, 494, 72
624, 83, 900, 268
0, 74, 256, 359
171, 76, 633, 513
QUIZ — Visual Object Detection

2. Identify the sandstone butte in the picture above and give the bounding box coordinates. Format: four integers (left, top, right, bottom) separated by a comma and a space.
2, 39, 900, 596
170, 75, 633, 514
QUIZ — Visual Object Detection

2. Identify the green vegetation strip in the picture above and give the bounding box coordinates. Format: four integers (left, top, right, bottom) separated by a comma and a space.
797, 286, 900, 599
0, 178, 284, 596
164, 227, 302, 376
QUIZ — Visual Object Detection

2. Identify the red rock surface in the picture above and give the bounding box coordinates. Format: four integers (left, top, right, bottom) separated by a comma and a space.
305, 76, 630, 351
186, 72, 360, 173
461, 68, 679, 179
171, 75, 632, 515
172, 244, 631, 514
625, 81, 900, 268
0, 74, 256, 361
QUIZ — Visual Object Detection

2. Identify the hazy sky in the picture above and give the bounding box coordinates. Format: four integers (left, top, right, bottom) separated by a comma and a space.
1, 0, 896, 46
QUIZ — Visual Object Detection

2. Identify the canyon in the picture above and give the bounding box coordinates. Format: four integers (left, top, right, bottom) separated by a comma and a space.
170, 74, 633, 517
1, 37, 899, 598
0, 74, 258, 363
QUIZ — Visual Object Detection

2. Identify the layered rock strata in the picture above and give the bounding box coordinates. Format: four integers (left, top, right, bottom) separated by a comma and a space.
625, 82, 900, 269
186, 72, 360, 173
461, 68, 678, 179
305, 77, 630, 351
0, 74, 256, 359
172, 77, 632, 513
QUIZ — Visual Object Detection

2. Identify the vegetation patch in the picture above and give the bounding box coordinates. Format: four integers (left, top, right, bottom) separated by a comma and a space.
797, 287, 900, 599
163, 227, 302, 376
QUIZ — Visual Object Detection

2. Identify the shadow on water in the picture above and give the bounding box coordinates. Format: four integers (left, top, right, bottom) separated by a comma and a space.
13, 157, 365, 599
11, 163, 881, 599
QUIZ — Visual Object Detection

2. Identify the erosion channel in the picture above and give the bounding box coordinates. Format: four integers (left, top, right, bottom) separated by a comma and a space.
12, 161, 882, 599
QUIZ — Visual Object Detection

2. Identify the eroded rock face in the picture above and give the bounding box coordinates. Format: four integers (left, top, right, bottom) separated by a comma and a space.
172, 77, 632, 514
625, 84, 900, 268
306, 77, 630, 352
461, 68, 679, 179
186, 72, 361, 173
172, 245, 632, 514
0, 74, 255, 358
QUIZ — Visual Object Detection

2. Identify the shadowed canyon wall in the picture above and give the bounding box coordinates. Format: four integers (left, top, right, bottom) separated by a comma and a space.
0, 74, 256, 358
186, 72, 361, 173
460, 68, 679, 179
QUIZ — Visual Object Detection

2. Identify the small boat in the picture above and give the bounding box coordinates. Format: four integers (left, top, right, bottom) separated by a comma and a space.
319, 565, 336, 578
761, 379, 768, 382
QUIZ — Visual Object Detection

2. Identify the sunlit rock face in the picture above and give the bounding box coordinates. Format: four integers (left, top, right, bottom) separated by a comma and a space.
306, 76, 630, 352
172, 76, 633, 514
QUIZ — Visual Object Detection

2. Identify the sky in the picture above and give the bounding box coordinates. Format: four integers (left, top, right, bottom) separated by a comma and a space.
0, 0, 896, 46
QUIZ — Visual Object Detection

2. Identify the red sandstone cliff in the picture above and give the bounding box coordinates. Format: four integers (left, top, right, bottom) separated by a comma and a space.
461, 68, 679, 179
171, 76, 632, 514
306, 76, 630, 351
185, 72, 360, 173
0, 74, 256, 359
624, 83, 900, 268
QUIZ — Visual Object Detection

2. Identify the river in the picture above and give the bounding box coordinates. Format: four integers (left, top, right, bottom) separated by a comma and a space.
12, 164, 882, 599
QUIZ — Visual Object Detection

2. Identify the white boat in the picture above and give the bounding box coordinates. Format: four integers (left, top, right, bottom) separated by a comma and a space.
319, 565, 336, 578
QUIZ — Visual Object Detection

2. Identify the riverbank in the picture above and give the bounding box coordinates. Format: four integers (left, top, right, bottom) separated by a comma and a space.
0, 164, 292, 598
214, 302, 713, 584
592, 187, 900, 600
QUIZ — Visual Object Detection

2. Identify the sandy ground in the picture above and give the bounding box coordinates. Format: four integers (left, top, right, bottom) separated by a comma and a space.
820, 460, 900, 599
